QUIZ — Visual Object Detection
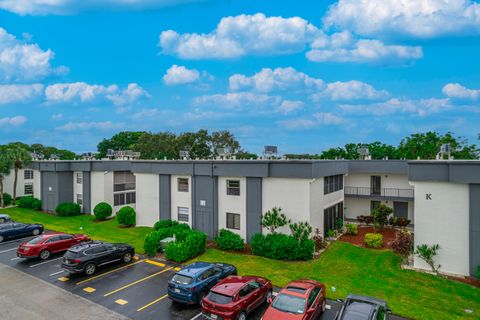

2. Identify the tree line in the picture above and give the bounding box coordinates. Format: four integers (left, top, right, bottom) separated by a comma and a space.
0, 144, 32, 207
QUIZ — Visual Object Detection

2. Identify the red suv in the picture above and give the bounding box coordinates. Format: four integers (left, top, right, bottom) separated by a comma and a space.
261, 279, 326, 320
17, 233, 90, 260
201, 275, 273, 320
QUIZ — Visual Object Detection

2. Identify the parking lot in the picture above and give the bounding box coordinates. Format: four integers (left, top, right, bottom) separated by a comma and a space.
0, 233, 401, 320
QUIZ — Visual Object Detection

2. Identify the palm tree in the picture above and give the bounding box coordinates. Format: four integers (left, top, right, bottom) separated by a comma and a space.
0, 151, 13, 207
7, 146, 32, 205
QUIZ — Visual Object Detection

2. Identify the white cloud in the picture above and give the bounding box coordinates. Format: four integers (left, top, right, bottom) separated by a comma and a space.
56, 121, 124, 131
0, 115, 27, 126
0, 0, 205, 15
132, 108, 159, 120
0, 27, 65, 82
339, 98, 452, 116
51, 113, 63, 120
311, 80, 389, 101
279, 100, 304, 114
229, 67, 323, 92
163, 65, 200, 85
0, 84, 43, 105
323, 0, 480, 39
107, 83, 150, 106
279, 112, 345, 130
159, 13, 319, 59
442, 83, 479, 100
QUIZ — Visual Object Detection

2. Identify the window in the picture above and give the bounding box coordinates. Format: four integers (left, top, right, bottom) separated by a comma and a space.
226, 180, 240, 196
371, 200, 381, 213
24, 170, 33, 180
323, 201, 344, 235
76, 194, 83, 206
76, 172, 83, 184
114, 171, 135, 192
226, 212, 240, 230
177, 207, 189, 222
324, 174, 344, 194
239, 285, 252, 297
114, 192, 136, 206
24, 183, 33, 195
307, 287, 320, 308
177, 178, 189, 192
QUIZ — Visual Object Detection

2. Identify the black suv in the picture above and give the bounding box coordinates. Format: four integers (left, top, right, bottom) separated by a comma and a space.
335, 294, 391, 320
61, 241, 135, 276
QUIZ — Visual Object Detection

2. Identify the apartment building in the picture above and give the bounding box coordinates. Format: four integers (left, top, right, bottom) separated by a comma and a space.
3, 159, 479, 279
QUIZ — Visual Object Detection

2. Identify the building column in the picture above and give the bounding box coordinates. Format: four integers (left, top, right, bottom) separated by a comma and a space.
159, 174, 171, 221
82, 172, 91, 214
246, 177, 262, 243
470, 184, 480, 278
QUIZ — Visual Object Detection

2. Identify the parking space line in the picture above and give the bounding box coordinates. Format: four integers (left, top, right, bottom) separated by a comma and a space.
10, 257, 20, 261
115, 299, 128, 305
83, 287, 96, 293
0, 247, 17, 254
137, 294, 168, 312
58, 276, 69, 282
29, 257, 63, 268
0, 237, 33, 246
174, 267, 181, 271
190, 313, 203, 320
145, 259, 165, 267
75, 259, 145, 285
104, 266, 174, 297
49, 270, 65, 277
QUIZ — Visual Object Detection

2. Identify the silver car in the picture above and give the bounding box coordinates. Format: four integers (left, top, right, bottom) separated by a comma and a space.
0, 214, 11, 223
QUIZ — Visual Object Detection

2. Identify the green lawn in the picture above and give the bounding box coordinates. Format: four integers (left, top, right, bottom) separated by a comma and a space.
1, 207, 152, 254
194, 244, 480, 320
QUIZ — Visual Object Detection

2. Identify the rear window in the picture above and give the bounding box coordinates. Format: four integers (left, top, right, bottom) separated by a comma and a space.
286, 286, 307, 294
207, 291, 233, 305
64, 250, 83, 259
27, 237, 44, 245
171, 274, 194, 285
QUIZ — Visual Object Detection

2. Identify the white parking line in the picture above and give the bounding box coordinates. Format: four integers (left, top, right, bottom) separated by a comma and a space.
0, 247, 17, 254
49, 270, 65, 277
326, 304, 331, 310
29, 257, 63, 268
10, 257, 20, 261
0, 237, 34, 246
190, 313, 203, 320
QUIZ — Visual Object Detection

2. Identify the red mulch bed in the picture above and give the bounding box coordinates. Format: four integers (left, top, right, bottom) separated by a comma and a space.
339, 225, 398, 249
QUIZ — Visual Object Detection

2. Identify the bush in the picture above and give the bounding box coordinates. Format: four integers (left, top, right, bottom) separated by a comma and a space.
289, 221, 312, 242
261, 207, 290, 234
250, 233, 313, 261
326, 229, 336, 238
372, 204, 393, 230
93, 202, 112, 221
154, 219, 179, 231
144, 221, 192, 256
477, 265, 480, 279
392, 230, 414, 260
31, 198, 42, 211
312, 228, 327, 251
364, 233, 384, 248
215, 229, 245, 251
357, 215, 373, 225
55, 202, 81, 217
165, 230, 207, 262
396, 218, 411, 227
117, 206, 136, 226
2, 193, 12, 206
18, 196, 35, 209
335, 218, 344, 230
345, 223, 358, 235
144, 231, 164, 256
415, 244, 441, 273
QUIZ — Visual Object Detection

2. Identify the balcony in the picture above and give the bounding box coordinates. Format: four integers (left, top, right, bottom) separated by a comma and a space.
344, 186, 414, 201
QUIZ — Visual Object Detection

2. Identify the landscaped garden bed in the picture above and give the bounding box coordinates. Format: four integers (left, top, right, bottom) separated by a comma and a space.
339, 225, 397, 249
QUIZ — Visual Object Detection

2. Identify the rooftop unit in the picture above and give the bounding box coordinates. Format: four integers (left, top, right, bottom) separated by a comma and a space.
106, 149, 141, 160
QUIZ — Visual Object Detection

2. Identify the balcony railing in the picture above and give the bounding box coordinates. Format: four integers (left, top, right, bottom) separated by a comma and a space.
344, 186, 414, 200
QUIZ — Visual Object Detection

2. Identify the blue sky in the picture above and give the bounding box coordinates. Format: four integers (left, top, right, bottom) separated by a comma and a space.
0, 0, 479, 154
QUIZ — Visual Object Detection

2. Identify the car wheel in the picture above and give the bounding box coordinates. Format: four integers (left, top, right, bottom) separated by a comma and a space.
237, 311, 247, 320
264, 289, 273, 304
0, 218, 4, 223
122, 252, 132, 263
197, 291, 207, 305
32, 229, 40, 236
321, 299, 326, 313
39, 249, 51, 260
84, 263, 96, 276
0, 235, 3, 242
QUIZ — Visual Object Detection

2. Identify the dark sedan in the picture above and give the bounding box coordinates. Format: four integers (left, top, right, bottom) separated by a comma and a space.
0, 222, 44, 242
335, 294, 391, 320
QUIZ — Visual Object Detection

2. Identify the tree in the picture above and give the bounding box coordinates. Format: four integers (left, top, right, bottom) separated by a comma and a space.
177, 130, 211, 159
209, 130, 241, 156
261, 207, 291, 234
289, 221, 312, 242
0, 150, 13, 207
415, 244, 441, 273
97, 131, 146, 158
372, 204, 393, 231
7, 146, 31, 204
133, 132, 178, 160
30, 143, 76, 160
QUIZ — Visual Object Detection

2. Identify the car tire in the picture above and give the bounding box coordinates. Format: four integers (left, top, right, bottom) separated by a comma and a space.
0, 235, 4, 243
237, 311, 247, 320
32, 229, 40, 236
0, 218, 4, 223
39, 249, 51, 260
197, 291, 207, 305
122, 252, 133, 263
84, 263, 97, 276
264, 289, 273, 304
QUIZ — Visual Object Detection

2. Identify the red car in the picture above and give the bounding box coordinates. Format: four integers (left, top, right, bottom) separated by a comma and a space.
17, 233, 90, 260
201, 275, 273, 320
261, 280, 326, 320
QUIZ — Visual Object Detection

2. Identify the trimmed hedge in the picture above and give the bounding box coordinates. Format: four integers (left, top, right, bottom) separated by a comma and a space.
2, 193, 12, 206
56, 202, 81, 217
364, 233, 384, 248
164, 230, 207, 263
18, 196, 42, 210
117, 206, 136, 226
215, 229, 245, 251
154, 220, 179, 231
143, 220, 192, 256
93, 202, 112, 221
251, 233, 314, 261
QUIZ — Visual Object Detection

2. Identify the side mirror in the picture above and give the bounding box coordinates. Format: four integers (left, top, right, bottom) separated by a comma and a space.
267, 297, 273, 304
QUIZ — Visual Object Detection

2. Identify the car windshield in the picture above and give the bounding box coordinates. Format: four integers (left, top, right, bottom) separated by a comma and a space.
207, 291, 233, 305
271, 293, 306, 315
171, 274, 194, 285
27, 237, 44, 245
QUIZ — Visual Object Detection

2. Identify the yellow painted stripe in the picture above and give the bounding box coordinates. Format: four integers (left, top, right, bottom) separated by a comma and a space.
58, 277, 69, 282
83, 287, 96, 293
133, 256, 139, 260
174, 267, 181, 271
115, 299, 128, 305
137, 294, 169, 312
145, 259, 165, 267
76, 259, 145, 285
104, 267, 174, 297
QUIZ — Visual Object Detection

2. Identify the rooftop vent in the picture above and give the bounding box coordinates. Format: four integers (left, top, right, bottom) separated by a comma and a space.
31, 151, 44, 160
263, 145, 278, 159
357, 146, 371, 160
106, 149, 140, 160
436, 143, 454, 160
179, 150, 190, 160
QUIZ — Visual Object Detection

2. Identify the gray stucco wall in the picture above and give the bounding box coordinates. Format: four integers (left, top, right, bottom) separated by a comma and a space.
246, 177, 262, 243
82, 171, 91, 214
192, 176, 217, 238
470, 184, 480, 278
40, 171, 73, 213
159, 174, 171, 221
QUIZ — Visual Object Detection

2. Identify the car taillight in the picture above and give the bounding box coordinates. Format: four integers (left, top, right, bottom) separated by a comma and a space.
188, 286, 197, 291
69, 259, 81, 264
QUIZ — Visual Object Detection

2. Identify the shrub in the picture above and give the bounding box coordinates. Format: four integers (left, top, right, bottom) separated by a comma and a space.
215, 229, 245, 251
364, 233, 384, 248
326, 229, 336, 238
289, 221, 312, 242
396, 218, 411, 227
143, 231, 163, 256
17, 196, 35, 209
312, 228, 327, 251
143, 220, 191, 256
415, 244, 441, 273
154, 219, 179, 231
55, 202, 81, 217
261, 207, 290, 234
165, 230, 207, 262
357, 215, 373, 225
250, 233, 314, 261
2, 193, 12, 207
477, 265, 480, 279
31, 198, 42, 211
117, 206, 136, 226
335, 218, 344, 230
391, 230, 414, 260
93, 202, 112, 221
372, 204, 393, 230
345, 223, 358, 235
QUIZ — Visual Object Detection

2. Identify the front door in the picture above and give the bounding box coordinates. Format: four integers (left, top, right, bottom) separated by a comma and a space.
371, 176, 381, 195
394, 202, 408, 219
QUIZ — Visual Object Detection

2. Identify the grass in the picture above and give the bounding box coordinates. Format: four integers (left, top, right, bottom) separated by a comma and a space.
194, 243, 480, 320
1, 207, 152, 254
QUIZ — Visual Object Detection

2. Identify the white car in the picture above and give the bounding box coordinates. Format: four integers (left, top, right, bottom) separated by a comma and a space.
0, 214, 11, 223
